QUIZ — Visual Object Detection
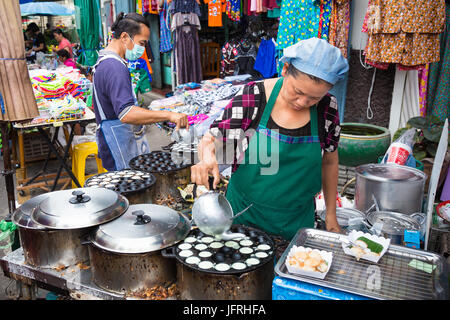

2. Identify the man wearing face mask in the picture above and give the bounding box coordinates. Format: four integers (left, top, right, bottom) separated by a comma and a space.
92, 12, 189, 171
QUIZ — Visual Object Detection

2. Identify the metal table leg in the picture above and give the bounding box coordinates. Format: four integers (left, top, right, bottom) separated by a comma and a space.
37, 126, 81, 189
52, 123, 78, 191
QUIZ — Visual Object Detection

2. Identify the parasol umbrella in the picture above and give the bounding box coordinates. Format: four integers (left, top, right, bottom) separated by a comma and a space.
20, 2, 75, 16
74, 0, 101, 66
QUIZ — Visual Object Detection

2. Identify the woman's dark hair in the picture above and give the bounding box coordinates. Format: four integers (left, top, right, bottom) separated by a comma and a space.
53, 28, 64, 36
111, 12, 149, 39
56, 49, 70, 60
285, 62, 332, 87
26, 23, 40, 34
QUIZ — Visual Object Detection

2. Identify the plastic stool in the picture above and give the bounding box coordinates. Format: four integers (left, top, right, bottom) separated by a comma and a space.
71, 142, 106, 188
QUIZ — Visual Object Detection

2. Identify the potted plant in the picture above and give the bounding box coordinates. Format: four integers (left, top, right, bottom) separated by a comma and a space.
394, 116, 449, 162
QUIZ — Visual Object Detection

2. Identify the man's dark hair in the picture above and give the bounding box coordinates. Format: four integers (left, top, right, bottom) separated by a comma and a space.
111, 12, 150, 40
56, 49, 70, 60
26, 23, 40, 34
285, 62, 332, 86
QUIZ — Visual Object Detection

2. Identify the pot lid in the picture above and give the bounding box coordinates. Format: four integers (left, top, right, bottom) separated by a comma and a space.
31, 188, 128, 229
91, 204, 191, 254
356, 164, 426, 183
319, 208, 366, 227
12, 194, 49, 230
366, 211, 420, 235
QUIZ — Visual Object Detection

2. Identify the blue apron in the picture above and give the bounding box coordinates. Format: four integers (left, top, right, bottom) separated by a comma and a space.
93, 54, 150, 171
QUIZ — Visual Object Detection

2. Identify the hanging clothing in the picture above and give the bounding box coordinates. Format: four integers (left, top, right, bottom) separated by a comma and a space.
363, 0, 446, 67
318, 0, 332, 41
171, 0, 202, 16
427, 1, 450, 122
276, 0, 321, 51
220, 41, 239, 78
226, 0, 241, 21
204, 0, 225, 27
418, 64, 429, 117
160, 0, 173, 53
262, 0, 279, 10
175, 25, 203, 84
254, 38, 277, 78
235, 41, 259, 76
328, 0, 350, 59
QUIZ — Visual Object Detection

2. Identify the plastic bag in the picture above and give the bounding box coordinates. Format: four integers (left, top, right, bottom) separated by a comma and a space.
381, 128, 416, 166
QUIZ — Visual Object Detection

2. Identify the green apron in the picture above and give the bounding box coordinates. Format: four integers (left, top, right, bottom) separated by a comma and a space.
226, 78, 322, 241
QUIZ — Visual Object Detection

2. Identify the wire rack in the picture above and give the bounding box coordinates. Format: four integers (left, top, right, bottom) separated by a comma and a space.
275, 229, 448, 300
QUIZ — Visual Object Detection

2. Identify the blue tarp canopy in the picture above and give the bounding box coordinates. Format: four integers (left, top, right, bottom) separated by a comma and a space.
20, 2, 74, 16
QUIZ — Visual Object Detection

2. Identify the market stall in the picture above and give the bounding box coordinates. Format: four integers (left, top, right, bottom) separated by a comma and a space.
0, 0, 449, 302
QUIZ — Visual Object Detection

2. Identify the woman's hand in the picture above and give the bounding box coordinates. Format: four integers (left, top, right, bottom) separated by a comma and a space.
325, 210, 342, 234
191, 133, 220, 189
169, 112, 189, 129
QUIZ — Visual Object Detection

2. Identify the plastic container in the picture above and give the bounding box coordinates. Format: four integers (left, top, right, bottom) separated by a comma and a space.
272, 276, 371, 300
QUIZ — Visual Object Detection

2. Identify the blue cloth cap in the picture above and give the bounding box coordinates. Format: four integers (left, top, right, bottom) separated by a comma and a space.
279, 37, 349, 85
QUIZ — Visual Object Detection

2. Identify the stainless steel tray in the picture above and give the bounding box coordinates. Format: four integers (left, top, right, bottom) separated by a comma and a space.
275, 228, 449, 300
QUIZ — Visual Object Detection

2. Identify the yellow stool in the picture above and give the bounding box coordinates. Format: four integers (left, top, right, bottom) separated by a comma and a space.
71, 141, 107, 188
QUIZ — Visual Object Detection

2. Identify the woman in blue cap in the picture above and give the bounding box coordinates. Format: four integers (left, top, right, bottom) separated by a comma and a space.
191, 38, 349, 241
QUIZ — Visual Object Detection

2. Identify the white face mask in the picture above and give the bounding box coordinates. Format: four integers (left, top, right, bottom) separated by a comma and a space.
124, 33, 145, 61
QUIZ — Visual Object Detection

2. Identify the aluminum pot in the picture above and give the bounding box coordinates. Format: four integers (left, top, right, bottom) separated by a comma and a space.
355, 164, 427, 214
12, 188, 128, 269
366, 210, 425, 245
85, 204, 191, 295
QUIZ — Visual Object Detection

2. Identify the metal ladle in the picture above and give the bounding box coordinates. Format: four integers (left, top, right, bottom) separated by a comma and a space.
191, 179, 253, 240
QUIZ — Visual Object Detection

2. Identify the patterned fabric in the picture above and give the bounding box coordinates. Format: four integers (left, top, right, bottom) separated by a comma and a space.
276, 0, 321, 51
418, 64, 429, 117
226, 0, 241, 21
318, 0, 332, 41
367, 0, 445, 34
363, 0, 445, 67
365, 32, 441, 66
159, 0, 173, 53
427, 2, 450, 122
328, 0, 350, 59
220, 41, 239, 77
209, 81, 340, 172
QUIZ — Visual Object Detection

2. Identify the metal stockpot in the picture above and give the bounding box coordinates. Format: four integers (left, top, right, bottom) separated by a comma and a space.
12, 189, 128, 269
355, 164, 427, 214
85, 204, 191, 295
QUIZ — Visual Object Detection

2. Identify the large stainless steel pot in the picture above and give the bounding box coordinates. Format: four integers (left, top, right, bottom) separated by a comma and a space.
12, 188, 128, 269
355, 164, 427, 214
366, 210, 425, 245
162, 225, 275, 300
85, 204, 190, 295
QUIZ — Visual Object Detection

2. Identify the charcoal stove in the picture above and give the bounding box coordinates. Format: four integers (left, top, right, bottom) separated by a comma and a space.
84, 170, 156, 204
161, 225, 275, 300
129, 151, 192, 205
